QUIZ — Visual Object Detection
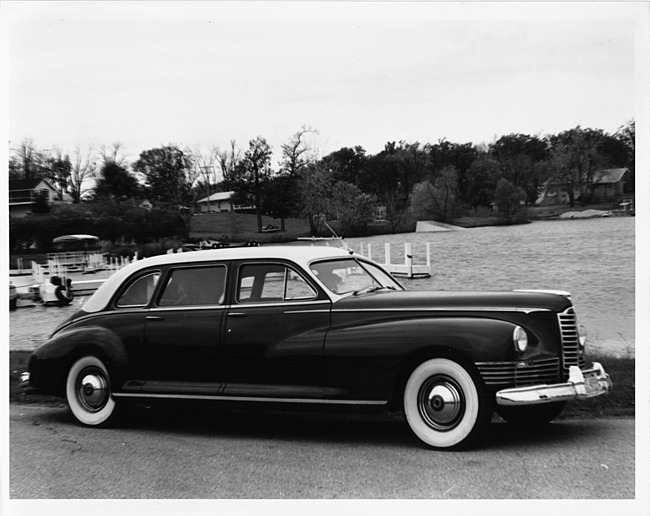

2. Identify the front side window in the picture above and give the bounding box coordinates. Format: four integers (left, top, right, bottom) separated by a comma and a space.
237, 263, 316, 304
310, 258, 402, 295
158, 265, 226, 307
117, 272, 161, 307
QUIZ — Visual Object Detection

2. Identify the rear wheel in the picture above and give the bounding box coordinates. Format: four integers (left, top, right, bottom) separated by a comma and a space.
497, 401, 566, 426
66, 356, 118, 426
403, 358, 490, 450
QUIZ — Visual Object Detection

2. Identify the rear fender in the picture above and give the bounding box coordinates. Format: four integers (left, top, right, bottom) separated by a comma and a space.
30, 326, 129, 396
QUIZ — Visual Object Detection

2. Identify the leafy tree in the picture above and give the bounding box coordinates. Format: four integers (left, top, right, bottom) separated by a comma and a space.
494, 178, 526, 223
322, 146, 367, 185
298, 163, 335, 235
614, 119, 635, 175
409, 166, 459, 223
263, 174, 295, 231
490, 134, 547, 203
428, 139, 478, 203
464, 152, 501, 208
328, 181, 377, 235
409, 180, 439, 222
133, 146, 193, 206
95, 162, 141, 200
546, 127, 606, 206
383, 141, 431, 197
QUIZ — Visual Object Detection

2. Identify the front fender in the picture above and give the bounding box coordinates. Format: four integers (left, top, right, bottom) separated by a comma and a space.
323, 316, 523, 403
29, 326, 129, 396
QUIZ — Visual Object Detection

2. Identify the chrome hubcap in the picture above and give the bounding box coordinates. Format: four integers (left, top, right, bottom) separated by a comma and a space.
77, 368, 109, 412
418, 375, 465, 431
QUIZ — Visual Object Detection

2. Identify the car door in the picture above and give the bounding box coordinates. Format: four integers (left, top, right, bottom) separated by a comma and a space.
222, 260, 331, 399
138, 263, 228, 391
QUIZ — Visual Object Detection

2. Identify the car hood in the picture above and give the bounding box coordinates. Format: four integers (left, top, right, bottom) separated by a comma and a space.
333, 289, 573, 314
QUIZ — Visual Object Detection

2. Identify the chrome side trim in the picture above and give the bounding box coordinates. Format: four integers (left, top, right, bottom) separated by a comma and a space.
112, 392, 387, 405
150, 305, 228, 312
230, 301, 331, 310
330, 307, 551, 315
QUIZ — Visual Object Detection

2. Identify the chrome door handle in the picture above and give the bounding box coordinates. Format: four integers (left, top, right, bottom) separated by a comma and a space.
146, 315, 164, 321
227, 312, 247, 318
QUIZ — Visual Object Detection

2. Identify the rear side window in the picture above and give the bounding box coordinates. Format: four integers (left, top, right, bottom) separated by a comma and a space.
116, 272, 161, 308
158, 265, 227, 307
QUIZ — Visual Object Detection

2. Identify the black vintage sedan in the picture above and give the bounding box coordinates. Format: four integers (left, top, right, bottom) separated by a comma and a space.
22, 245, 612, 449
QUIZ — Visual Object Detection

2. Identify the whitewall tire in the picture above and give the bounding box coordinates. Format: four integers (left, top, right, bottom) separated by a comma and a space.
403, 358, 489, 450
66, 356, 117, 426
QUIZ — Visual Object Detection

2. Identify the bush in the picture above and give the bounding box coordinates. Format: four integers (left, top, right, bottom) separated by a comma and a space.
10, 201, 187, 252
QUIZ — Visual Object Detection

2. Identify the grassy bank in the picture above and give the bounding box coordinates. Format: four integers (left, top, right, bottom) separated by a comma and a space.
9, 350, 634, 417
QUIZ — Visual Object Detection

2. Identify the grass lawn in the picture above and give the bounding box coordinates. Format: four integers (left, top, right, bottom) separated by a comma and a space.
9, 350, 634, 418
189, 212, 311, 243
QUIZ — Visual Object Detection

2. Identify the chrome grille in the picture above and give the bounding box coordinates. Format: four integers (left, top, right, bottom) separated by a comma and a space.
476, 357, 560, 386
558, 306, 586, 375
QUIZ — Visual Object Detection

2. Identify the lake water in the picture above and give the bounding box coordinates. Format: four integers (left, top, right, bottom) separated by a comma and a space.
348, 216, 635, 357
9, 216, 635, 357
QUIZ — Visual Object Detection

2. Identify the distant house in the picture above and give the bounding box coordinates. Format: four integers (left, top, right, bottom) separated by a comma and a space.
196, 191, 236, 213
535, 167, 633, 206
591, 168, 634, 202
9, 178, 63, 218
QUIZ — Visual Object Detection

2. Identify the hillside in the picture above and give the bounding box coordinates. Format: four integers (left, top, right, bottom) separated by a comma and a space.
189, 212, 312, 243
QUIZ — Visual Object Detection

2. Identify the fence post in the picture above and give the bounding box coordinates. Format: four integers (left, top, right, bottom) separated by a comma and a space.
405, 242, 413, 279
384, 243, 391, 266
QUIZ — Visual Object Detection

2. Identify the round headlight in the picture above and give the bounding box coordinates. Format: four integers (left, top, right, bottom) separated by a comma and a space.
513, 326, 528, 354
578, 324, 587, 350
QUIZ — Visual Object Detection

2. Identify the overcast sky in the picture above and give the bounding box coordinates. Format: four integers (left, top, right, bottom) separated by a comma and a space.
2, 1, 646, 165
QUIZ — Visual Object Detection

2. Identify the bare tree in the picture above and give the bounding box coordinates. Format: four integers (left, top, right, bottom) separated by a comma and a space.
9, 138, 47, 180
215, 140, 241, 185
280, 126, 319, 176
46, 147, 72, 200
98, 142, 127, 166
68, 146, 96, 203
190, 147, 220, 211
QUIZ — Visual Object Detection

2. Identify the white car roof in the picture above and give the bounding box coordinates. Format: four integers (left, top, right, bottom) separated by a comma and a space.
83, 244, 356, 313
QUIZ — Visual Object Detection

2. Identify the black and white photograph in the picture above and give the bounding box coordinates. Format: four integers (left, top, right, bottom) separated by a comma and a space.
3, 1, 648, 515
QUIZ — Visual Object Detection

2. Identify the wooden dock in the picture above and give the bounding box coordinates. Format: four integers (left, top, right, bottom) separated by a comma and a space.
357, 242, 431, 279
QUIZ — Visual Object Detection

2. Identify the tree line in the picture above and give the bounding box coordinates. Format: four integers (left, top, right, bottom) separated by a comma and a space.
9, 120, 635, 245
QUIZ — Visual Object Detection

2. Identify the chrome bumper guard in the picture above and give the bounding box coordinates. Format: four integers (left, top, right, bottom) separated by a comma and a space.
19, 372, 31, 389
495, 362, 612, 406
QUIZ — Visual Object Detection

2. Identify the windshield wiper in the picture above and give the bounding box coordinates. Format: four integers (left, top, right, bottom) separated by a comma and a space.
353, 285, 397, 296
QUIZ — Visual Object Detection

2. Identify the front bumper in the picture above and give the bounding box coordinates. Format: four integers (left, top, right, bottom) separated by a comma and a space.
496, 362, 612, 406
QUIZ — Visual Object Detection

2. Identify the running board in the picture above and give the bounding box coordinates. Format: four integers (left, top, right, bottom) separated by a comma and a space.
112, 392, 388, 406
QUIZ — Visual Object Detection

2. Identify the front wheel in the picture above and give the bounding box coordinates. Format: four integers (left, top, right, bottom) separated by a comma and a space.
403, 358, 490, 450
66, 356, 118, 426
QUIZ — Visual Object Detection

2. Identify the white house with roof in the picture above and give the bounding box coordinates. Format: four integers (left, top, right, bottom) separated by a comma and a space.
9, 178, 70, 218
196, 191, 236, 213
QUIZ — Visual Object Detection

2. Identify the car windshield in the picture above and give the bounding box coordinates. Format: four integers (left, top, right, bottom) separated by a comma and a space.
310, 258, 403, 296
